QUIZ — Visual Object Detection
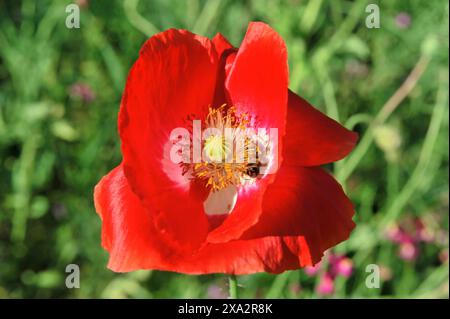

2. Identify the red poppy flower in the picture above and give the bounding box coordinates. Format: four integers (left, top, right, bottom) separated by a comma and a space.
94, 22, 358, 274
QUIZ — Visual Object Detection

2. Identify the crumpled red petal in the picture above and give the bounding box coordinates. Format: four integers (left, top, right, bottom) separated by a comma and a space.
226, 22, 288, 134
207, 22, 289, 243
119, 29, 219, 251
206, 177, 272, 243
94, 165, 314, 274
212, 33, 234, 56
241, 165, 356, 263
283, 90, 358, 166
211, 33, 236, 107
94, 164, 169, 271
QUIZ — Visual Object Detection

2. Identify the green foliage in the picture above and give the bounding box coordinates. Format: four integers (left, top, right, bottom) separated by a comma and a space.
0, 0, 448, 298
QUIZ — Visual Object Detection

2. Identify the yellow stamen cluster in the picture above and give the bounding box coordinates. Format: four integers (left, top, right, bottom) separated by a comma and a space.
183, 105, 264, 191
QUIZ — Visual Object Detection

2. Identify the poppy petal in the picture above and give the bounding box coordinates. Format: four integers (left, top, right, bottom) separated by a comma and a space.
119, 29, 218, 250
212, 33, 234, 56
170, 235, 310, 275
284, 90, 358, 166
206, 177, 272, 243
225, 21, 288, 137
94, 165, 312, 274
94, 164, 169, 272
242, 165, 356, 263
206, 22, 289, 243
211, 33, 236, 107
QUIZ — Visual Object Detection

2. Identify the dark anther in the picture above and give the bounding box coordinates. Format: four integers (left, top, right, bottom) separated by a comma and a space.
246, 164, 260, 178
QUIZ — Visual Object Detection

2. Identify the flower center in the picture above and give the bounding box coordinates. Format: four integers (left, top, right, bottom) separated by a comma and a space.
203, 134, 229, 163
181, 105, 270, 192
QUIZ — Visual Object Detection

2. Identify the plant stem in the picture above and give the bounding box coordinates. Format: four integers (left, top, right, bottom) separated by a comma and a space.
229, 275, 239, 299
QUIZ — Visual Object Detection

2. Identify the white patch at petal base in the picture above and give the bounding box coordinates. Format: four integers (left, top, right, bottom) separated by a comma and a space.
203, 185, 238, 216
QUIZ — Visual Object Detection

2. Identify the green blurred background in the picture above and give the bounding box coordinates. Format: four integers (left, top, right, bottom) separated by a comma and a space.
0, 0, 448, 298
